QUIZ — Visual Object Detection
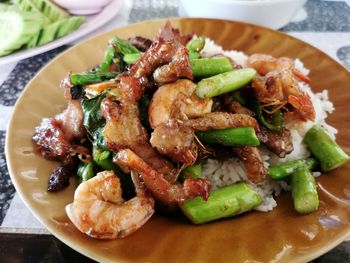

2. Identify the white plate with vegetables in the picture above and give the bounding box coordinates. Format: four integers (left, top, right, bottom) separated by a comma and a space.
0, 0, 122, 65
6, 18, 350, 263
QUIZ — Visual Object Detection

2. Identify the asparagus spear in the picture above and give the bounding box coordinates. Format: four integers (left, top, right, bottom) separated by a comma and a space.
124, 54, 234, 79
124, 53, 142, 64
195, 68, 256, 99
304, 125, 350, 172
187, 36, 205, 53
181, 182, 262, 224
181, 162, 202, 180
70, 72, 118, 86
291, 166, 319, 214
186, 36, 205, 59
111, 37, 141, 55
191, 57, 233, 78
196, 127, 260, 146
268, 158, 318, 180
77, 162, 94, 182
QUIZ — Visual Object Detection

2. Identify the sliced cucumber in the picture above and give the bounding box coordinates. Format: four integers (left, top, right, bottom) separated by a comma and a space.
31, 0, 68, 21
37, 18, 61, 46
13, 0, 50, 25
0, 10, 44, 56
57, 16, 85, 38
28, 16, 85, 48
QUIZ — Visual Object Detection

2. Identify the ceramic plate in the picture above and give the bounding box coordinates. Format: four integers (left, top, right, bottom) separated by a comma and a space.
6, 18, 350, 263
0, 0, 122, 65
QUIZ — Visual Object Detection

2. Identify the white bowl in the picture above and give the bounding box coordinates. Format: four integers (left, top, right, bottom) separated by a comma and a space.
179, 0, 307, 29
53, 0, 113, 15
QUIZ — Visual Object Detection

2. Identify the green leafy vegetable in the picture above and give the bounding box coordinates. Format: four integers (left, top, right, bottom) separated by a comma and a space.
138, 94, 151, 130
249, 93, 284, 132
77, 162, 95, 182
81, 93, 108, 150
70, 72, 118, 86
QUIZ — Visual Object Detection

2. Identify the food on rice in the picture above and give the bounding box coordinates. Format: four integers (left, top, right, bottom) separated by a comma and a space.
32, 21, 349, 239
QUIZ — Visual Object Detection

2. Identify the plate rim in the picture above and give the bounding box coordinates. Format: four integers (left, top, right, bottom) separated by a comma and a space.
5, 17, 350, 262
0, 0, 122, 65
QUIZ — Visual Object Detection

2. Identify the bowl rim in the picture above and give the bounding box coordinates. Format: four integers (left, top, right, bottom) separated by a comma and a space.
180, 0, 307, 6
5, 17, 350, 263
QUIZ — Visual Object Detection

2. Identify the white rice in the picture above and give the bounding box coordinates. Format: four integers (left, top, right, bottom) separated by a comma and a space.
200, 39, 337, 212
200, 38, 249, 67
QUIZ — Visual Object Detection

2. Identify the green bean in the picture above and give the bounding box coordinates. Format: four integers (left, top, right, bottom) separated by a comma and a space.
180, 182, 262, 224
181, 162, 202, 180
70, 72, 118, 86
195, 68, 256, 99
268, 158, 318, 180
191, 57, 233, 78
196, 127, 260, 146
304, 125, 350, 172
291, 166, 319, 214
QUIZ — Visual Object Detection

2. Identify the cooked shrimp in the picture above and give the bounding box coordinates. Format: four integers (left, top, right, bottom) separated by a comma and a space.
115, 149, 211, 205
249, 54, 315, 121
249, 54, 309, 82
65, 170, 154, 239
148, 79, 213, 128
287, 92, 315, 121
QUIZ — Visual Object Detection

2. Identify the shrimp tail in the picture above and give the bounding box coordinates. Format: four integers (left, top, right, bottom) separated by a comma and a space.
287, 92, 315, 121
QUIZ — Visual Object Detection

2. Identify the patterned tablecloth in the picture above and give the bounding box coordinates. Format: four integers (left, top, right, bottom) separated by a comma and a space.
0, 0, 350, 261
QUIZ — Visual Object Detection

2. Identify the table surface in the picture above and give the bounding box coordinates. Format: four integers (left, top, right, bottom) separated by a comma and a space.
1, 0, 350, 262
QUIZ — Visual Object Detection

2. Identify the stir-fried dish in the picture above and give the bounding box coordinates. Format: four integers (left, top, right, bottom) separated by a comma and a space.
32, 22, 350, 239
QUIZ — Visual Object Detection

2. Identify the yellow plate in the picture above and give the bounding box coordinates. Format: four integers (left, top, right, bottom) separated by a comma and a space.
6, 18, 350, 263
